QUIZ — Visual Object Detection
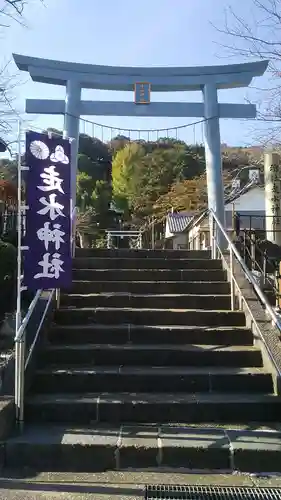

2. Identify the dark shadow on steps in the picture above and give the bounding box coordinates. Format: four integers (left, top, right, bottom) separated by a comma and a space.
0, 479, 144, 496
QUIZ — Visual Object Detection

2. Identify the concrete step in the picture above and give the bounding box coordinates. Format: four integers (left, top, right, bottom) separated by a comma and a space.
75, 248, 211, 259
48, 324, 254, 346
60, 293, 231, 310
40, 344, 262, 367
72, 269, 227, 282
32, 366, 273, 394
54, 307, 246, 327
70, 280, 231, 295
25, 392, 281, 424
73, 258, 223, 270
5, 423, 281, 473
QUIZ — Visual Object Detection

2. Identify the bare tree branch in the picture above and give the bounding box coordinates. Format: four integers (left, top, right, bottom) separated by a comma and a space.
5, 1, 25, 15
214, 0, 281, 145
0, 0, 27, 26
0, 1, 44, 144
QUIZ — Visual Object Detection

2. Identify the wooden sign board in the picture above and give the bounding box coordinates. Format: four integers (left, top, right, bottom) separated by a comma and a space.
134, 82, 151, 104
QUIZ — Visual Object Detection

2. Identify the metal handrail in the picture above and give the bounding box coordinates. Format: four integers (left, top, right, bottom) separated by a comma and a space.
24, 289, 55, 369
14, 205, 77, 427
14, 290, 42, 343
106, 229, 143, 249
105, 230, 141, 235
210, 209, 281, 332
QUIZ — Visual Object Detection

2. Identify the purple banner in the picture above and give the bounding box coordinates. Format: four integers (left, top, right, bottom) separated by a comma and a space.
24, 131, 72, 290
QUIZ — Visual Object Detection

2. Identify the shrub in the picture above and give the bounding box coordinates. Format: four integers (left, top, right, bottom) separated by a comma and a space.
0, 240, 17, 317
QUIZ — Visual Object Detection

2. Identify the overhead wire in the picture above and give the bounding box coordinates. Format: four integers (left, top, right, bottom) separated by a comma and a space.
65, 112, 217, 134
17, 113, 218, 145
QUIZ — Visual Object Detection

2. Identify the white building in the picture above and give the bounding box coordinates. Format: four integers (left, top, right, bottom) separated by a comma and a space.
165, 211, 194, 250
165, 185, 266, 250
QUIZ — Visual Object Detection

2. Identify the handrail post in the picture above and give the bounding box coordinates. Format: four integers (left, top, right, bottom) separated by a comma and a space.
15, 335, 25, 430
15, 120, 22, 427
18, 338, 25, 429
263, 252, 267, 287
230, 246, 235, 310
275, 265, 280, 310
151, 218, 155, 250
15, 341, 20, 424
250, 231, 256, 271
55, 289, 60, 309
211, 214, 216, 259
106, 231, 111, 249
139, 231, 143, 249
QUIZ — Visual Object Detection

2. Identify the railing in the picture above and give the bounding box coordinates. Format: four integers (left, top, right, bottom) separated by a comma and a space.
14, 288, 55, 428
188, 211, 281, 308
140, 217, 167, 250
235, 229, 281, 308
0, 208, 21, 238
210, 209, 281, 377
14, 206, 77, 428
232, 213, 281, 310
105, 230, 142, 249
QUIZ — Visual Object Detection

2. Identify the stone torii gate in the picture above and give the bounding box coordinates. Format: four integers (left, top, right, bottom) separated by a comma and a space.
13, 54, 268, 229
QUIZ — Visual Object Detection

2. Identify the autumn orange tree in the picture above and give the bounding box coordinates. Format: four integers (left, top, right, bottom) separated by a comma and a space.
151, 170, 233, 222
0, 180, 17, 204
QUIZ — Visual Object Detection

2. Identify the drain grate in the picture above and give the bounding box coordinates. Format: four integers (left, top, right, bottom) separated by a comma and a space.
145, 485, 281, 500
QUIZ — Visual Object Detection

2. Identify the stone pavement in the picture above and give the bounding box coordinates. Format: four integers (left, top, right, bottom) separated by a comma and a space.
0, 470, 281, 500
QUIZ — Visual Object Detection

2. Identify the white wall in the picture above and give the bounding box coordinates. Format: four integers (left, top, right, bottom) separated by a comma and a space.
172, 234, 187, 249
225, 186, 265, 212
165, 219, 173, 239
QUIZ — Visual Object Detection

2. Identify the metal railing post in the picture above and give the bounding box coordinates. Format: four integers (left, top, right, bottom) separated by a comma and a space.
211, 214, 216, 259
14, 341, 20, 424
263, 253, 267, 287
55, 289, 61, 309
230, 246, 235, 310
18, 338, 25, 429
139, 231, 143, 249
275, 267, 280, 310
250, 231, 256, 271
106, 231, 111, 249
15, 335, 26, 429
15, 119, 23, 429
151, 219, 155, 250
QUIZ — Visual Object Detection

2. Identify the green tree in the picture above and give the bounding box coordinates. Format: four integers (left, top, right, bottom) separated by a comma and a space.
91, 180, 111, 227
112, 140, 205, 221
0, 158, 17, 182
108, 135, 130, 154
112, 142, 145, 213
76, 171, 96, 211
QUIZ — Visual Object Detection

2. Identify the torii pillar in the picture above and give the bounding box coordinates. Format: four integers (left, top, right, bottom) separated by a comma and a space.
13, 54, 268, 238
64, 80, 81, 209
203, 83, 225, 229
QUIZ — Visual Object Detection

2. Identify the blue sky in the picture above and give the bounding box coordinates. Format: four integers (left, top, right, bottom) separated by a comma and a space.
0, 0, 273, 146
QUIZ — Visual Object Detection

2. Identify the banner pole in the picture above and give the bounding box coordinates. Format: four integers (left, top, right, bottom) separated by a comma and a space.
15, 120, 23, 424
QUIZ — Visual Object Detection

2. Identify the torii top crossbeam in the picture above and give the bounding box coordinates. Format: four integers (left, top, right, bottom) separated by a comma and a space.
13, 54, 267, 91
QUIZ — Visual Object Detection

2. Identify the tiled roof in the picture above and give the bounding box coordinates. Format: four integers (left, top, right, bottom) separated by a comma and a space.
167, 211, 194, 234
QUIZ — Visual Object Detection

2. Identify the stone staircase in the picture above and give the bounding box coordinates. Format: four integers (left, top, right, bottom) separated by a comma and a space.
4, 248, 281, 473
